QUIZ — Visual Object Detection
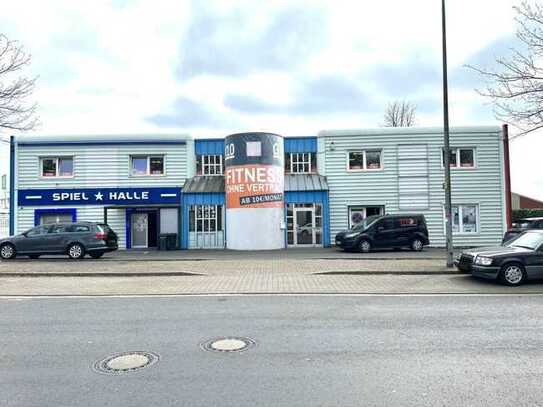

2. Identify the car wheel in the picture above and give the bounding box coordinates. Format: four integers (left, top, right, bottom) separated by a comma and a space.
28, 255, 40, 259
499, 263, 526, 286
0, 243, 16, 260
89, 252, 104, 259
359, 239, 371, 253
411, 238, 424, 252
67, 243, 85, 260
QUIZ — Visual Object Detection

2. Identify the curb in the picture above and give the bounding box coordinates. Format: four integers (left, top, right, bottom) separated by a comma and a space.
313, 270, 467, 276
0, 270, 466, 277
2, 257, 447, 263
0, 271, 205, 277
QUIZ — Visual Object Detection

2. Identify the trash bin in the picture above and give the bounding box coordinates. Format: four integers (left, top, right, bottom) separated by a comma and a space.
158, 235, 168, 251
159, 233, 178, 250
166, 233, 178, 250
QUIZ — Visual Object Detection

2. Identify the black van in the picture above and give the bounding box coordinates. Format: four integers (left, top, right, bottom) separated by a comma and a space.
335, 214, 429, 253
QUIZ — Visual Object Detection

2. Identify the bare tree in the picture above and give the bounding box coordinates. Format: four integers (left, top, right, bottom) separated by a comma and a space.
0, 34, 38, 131
383, 100, 417, 127
468, 1, 543, 137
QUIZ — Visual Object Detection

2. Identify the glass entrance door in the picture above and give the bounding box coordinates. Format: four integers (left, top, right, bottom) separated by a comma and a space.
131, 213, 148, 248
287, 203, 323, 247
295, 208, 314, 245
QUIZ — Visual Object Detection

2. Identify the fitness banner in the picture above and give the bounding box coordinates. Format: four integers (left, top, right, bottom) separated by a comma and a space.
225, 164, 283, 209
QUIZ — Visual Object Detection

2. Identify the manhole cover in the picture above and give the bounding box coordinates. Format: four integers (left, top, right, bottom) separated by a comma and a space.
201, 337, 256, 353
93, 351, 159, 374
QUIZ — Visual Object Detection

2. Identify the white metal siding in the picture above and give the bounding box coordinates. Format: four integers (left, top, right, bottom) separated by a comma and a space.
15, 143, 188, 248
323, 128, 505, 247
398, 144, 429, 210
16, 144, 187, 189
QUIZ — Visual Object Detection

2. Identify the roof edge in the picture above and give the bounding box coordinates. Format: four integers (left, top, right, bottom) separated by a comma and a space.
318, 126, 502, 138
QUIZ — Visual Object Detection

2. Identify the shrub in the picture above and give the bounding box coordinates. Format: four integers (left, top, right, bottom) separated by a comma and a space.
512, 209, 543, 222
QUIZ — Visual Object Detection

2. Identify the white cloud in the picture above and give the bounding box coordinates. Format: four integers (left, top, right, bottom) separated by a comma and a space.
0, 0, 540, 198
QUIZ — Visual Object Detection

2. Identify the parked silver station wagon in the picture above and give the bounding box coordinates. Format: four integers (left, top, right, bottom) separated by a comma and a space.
0, 222, 118, 260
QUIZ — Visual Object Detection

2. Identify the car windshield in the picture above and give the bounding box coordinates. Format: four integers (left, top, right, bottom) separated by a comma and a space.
507, 231, 543, 250
352, 215, 381, 231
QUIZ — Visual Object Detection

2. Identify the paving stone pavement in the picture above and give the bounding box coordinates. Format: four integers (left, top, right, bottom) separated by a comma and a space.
1, 250, 542, 295
0, 258, 454, 275
0, 273, 542, 296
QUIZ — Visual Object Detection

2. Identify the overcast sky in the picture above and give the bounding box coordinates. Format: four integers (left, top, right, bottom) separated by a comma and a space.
0, 0, 541, 200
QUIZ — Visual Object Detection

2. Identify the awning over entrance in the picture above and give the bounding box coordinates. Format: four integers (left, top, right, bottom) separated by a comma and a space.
285, 174, 328, 192
183, 176, 225, 193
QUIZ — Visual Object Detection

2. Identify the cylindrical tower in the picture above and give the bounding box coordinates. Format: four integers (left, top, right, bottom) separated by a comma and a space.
224, 132, 284, 250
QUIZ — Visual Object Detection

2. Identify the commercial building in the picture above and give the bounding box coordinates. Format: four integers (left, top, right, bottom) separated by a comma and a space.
9, 126, 509, 249
511, 192, 543, 210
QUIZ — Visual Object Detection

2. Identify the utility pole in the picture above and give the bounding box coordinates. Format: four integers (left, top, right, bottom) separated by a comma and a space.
442, 0, 454, 267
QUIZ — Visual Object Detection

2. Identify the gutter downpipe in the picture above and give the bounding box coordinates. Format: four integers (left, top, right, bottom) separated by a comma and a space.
9, 136, 15, 236
502, 124, 512, 229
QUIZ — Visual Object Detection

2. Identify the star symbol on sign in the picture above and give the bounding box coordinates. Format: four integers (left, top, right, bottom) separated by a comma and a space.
95, 192, 104, 201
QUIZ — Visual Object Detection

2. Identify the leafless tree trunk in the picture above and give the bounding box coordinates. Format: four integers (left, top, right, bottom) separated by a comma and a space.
467, 1, 543, 137
0, 34, 38, 132
383, 100, 417, 127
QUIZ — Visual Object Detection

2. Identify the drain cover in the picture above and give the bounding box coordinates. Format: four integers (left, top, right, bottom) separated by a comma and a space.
93, 351, 159, 374
201, 337, 255, 353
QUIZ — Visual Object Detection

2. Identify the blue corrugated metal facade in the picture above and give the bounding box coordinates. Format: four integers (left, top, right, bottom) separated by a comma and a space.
284, 137, 317, 153
181, 192, 225, 249
195, 139, 224, 155
196, 137, 316, 155
285, 190, 330, 247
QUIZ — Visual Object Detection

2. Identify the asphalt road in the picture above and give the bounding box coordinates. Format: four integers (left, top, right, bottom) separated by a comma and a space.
2, 295, 543, 407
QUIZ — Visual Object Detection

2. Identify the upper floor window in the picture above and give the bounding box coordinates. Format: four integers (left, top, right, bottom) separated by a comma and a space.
41, 157, 73, 178
442, 148, 475, 168
347, 150, 382, 171
285, 153, 316, 174
1, 174, 6, 190
196, 154, 223, 176
131, 155, 164, 176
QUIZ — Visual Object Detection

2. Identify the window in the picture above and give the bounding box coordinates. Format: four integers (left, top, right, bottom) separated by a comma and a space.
348, 150, 382, 171
348, 206, 384, 228
449, 204, 478, 234
398, 217, 419, 226
1, 175, 6, 190
196, 155, 224, 176
189, 205, 223, 232
41, 157, 73, 177
49, 224, 67, 234
131, 156, 164, 176
442, 148, 475, 168
285, 153, 316, 174
26, 225, 50, 236
375, 218, 396, 230
67, 224, 90, 233
39, 213, 74, 225
246, 141, 261, 157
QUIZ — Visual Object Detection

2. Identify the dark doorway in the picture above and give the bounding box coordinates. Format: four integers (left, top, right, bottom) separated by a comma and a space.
147, 211, 158, 248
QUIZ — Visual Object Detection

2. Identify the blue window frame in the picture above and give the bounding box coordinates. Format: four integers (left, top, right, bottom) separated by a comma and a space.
34, 208, 77, 226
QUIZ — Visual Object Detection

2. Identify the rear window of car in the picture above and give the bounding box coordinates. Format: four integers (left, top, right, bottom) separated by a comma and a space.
398, 217, 418, 226
97, 224, 110, 233
67, 225, 90, 233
